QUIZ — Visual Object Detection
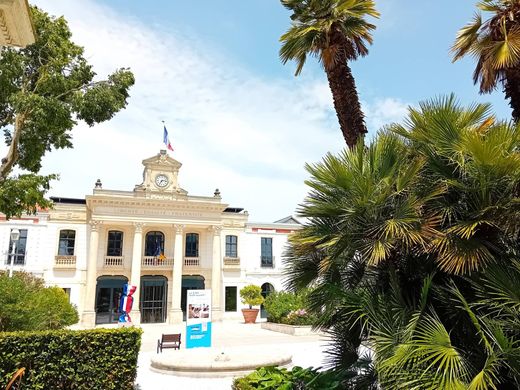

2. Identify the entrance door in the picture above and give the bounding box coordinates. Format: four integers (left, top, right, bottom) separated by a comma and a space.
140, 276, 167, 323
260, 283, 275, 319
181, 275, 205, 320
95, 276, 127, 324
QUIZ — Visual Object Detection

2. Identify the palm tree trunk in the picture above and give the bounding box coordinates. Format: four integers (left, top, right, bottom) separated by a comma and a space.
504, 68, 520, 122
325, 61, 367, 148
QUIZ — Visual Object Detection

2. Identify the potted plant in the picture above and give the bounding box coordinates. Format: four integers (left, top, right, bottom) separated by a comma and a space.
240, 285, 264, 324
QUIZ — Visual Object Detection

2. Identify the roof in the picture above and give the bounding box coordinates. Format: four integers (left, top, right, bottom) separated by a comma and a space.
273, 215, 301, 225
50, 197, 86, 205
223, 207, 244, 213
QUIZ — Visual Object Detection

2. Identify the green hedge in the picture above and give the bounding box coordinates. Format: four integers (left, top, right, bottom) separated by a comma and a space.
0, 327, 142, 389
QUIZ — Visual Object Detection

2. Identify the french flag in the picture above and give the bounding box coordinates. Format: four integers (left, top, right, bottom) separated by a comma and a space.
163, 125, 174, 152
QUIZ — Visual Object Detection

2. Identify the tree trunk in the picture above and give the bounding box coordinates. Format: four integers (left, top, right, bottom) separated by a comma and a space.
504, 67, 520, 122
0, 114, 24, 180
325, 61, 367, 148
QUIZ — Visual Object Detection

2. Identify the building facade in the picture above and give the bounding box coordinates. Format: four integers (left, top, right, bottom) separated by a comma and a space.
0, 151, 301, 327
0, 0, 35, 48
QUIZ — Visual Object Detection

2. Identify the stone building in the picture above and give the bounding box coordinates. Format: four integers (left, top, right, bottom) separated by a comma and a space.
0, 151, 301, 327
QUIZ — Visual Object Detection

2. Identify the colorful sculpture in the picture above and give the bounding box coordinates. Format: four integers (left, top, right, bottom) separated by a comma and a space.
118, 284, 137, 324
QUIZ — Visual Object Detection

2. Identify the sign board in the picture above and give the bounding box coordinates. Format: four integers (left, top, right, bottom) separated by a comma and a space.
186, 289, 212, 348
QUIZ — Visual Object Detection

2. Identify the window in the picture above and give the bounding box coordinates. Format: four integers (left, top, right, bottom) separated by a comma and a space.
62, 288, 71, 302
225, 235, 238, 258
7, 229, 28, 265
225, 286, 237, 312
107, 230, 124, 256
261, 237, 273, 267
185, 233, 199, 257
145, 231, 164, 256
58, 230, 75, 256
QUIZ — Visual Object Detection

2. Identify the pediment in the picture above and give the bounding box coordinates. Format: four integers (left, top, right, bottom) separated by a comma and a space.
142, 151, 182, 170
135, 150, 186, 194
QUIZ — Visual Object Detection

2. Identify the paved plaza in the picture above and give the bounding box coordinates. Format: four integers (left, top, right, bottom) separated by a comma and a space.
135, 321, 330, 389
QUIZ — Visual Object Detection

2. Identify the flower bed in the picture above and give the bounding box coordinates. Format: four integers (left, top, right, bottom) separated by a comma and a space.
261, 321, 317, 336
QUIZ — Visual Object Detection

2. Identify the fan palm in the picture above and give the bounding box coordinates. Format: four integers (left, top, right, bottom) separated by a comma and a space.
284, 96, 520, 387
452, 0, 520, 121
279, 0, 379, 148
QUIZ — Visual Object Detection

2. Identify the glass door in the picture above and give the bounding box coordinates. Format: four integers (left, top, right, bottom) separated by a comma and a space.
95, 277, 127, 324
140, 277, 167, 323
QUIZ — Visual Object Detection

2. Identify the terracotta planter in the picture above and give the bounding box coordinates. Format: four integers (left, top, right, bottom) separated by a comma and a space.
241, 308, 259, 324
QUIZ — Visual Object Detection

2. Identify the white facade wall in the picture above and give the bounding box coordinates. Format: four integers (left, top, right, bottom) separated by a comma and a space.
0, 152, 301, 326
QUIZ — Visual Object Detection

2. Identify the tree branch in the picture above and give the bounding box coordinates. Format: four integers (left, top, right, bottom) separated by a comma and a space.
0, 114, 25, 180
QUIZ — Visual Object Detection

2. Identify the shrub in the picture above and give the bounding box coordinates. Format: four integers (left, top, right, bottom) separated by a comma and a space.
0, 271, 78, 331
263, 290, 315, 325
0, 327, 142, 389
232, 366, 342, 390
240, 285, 264, 309
263, 291, 301, 322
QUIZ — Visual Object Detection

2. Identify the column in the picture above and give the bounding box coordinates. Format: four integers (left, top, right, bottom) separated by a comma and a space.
130, 222, 144, 324
169, 224, 184, 323
81, 220, 102, 328
209, 225, 222, 321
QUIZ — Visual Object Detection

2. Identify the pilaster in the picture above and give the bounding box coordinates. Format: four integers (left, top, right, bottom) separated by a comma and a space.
130, 222, 144, 324
209, 225, 222, 321
169, 224, 185, 323
81, 220, 102, 328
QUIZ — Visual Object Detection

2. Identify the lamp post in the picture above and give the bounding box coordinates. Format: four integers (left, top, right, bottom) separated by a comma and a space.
9, 228, 20, 278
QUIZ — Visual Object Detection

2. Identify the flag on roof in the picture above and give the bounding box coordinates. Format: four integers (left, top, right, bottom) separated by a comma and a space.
163, 125, 174, 152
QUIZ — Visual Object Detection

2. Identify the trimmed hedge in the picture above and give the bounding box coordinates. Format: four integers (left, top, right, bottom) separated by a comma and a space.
0, 327, 142, 389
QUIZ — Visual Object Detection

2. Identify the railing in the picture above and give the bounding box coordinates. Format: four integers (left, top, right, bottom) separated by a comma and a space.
223, 256, 240, 268
54, 255, 77, 269
104, 256, 124, 268
184, 257, 200, 267
260, 256, 275, 268
141, 256, 174, 270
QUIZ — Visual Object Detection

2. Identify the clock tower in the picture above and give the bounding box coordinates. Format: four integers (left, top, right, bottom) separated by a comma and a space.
134, 150, 187, 195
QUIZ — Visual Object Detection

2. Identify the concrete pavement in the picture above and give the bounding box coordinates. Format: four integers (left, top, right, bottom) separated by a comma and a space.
135, 321, 330, 389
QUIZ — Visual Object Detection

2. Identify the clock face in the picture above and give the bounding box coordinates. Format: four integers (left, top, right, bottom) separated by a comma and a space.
155, 174, 169, 188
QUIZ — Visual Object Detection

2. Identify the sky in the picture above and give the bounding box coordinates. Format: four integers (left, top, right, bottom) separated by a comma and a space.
24, 0, 510, 222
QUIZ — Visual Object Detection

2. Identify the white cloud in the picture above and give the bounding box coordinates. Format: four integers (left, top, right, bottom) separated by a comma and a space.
12, 0, 409, 221
364, 97, 410, 135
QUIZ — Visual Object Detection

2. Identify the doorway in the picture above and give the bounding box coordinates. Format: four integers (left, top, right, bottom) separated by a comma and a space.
140, 276, 167, 323
95, 276, 128, 324
260, 282, 275, 319
181, 275, 205, 320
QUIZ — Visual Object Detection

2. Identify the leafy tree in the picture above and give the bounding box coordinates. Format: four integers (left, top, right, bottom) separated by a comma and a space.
452, 0, 520, 121
285, 96, 520, 388
240, 285, 264, 309
279, 0, 379, 148
0, 271, 78, 331
0, 6, 134, 218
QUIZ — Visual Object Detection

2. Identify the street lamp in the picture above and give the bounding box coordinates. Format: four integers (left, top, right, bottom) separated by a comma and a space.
9, 228, 20, 278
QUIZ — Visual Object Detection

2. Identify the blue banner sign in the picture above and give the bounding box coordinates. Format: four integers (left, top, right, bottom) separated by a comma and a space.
186, 289, 212, 348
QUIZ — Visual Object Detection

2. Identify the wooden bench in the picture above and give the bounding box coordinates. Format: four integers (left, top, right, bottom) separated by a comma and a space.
157, 333, 181, 353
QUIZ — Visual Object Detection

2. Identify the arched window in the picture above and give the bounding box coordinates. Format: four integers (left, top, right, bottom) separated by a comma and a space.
260, 283, 275, 319
58, 230, 76, 255
145, 231, 164, 256
107, 230, 124, 256
225, 235, 238, 257
185, 233, 199, 257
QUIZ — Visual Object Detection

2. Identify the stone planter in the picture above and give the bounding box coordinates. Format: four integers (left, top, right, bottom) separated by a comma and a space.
261, 322, 317, 336
241, 308, 259, 324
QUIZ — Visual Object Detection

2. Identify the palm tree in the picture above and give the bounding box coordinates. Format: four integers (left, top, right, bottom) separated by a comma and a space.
279, 0, 379, 148
452, 0, 520, 121
284, 96, 520, 387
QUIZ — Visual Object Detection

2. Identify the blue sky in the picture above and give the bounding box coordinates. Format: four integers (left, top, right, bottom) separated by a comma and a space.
28, 0, 509, 221
100, 0, 508, 115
